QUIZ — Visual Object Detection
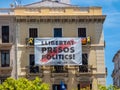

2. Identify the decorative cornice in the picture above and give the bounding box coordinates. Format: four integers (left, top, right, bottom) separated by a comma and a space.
15, 15, 106, 23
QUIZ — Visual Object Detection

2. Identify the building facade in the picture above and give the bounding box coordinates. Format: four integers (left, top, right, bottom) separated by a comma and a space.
0, 13, 16, 83
0, 0, 106, 90
112, 50, 120, 87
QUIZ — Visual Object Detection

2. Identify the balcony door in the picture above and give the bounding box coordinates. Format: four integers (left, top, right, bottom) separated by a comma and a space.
53, 28, 63, 71
29, 54, 39, 73
79, 53, 88, 72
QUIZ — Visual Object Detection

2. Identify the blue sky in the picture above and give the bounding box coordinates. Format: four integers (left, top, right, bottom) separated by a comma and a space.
0, 0, 120, 86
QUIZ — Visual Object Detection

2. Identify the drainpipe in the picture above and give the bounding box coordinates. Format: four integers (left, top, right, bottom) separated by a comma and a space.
15, 20, 18, 79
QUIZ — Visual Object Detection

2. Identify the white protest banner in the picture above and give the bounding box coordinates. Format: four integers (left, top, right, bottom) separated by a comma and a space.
35, 38, 82, 65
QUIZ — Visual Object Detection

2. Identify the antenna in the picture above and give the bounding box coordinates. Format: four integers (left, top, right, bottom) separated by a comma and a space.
14, 0, 22, 7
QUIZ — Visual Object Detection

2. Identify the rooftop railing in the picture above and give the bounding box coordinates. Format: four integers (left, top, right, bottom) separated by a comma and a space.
0, 8, 14, 15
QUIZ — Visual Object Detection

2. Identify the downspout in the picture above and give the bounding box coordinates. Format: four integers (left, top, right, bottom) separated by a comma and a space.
15, 19, 18, 79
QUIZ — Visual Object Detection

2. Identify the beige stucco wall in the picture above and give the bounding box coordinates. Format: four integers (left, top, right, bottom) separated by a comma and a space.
0, 16, 16, 78
0, 4, 106, 90
0, 1, 106, 89
14, 7, 102, 16
17, 22, 104, 45
17, 21, 104, 69
16, 19, 106, 89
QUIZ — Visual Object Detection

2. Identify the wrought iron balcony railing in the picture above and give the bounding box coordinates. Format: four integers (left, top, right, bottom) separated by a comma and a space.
0, 66, 12, 76
79, 65, 92, 73
0, 8, 14, 15
51, 66, 68, 73
25, 36, 91, 46
25, 66, 43, 78
0, 36, 13, 47
29, 66, 39, 73
26, 66, 41, 73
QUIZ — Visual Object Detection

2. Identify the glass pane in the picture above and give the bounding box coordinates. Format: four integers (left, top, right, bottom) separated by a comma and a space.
82, 54, 88, 65
29, 54, 39, 73
78, 28, 86, 37
2, 26, 9, 43
29, 54, 35, 65
1, 50, 10, 67
29, 28, 37, 38
1, 54, 5, 65
54, 28, 62, 37
6, 53, 10, 65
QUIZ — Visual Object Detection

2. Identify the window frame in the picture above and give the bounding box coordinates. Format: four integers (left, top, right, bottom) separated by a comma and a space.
29, 54, 39, 73
53, 28, 62, 37
29, 28, 38, 38
1, 50, 10, 67
29, 54, 35, 66
78, 27, 86, 37
1, 26, 9, 43
82, 53, 88, 65
79, 53, 88, 72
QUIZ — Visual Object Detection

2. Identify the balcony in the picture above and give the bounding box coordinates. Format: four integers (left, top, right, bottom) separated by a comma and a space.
0, 8, 14, 15
25, 37, 91, 46
0, 66, 12, 76
26, 66, 43, 77
76, 65, 92, 76
0, 36, 13, 49
0, 43, 13, 49
51, 66, 68, 77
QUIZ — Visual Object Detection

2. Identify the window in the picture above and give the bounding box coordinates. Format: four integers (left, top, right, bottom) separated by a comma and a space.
53, 28, 63, 72
119, 60, 120, 68
2, 26, 9, 43
29, 28, 38, 38
115, 62, 118, 70
29, 54, 39, 73
116, 61, 119, 70
54, 28, 62, 37
78, 28, 86, 37
1, 50, 10, 67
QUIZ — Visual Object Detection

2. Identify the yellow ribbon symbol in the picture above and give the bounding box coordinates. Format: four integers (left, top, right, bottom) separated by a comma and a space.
28, 38, 34, 44
87, 36, 91, 44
